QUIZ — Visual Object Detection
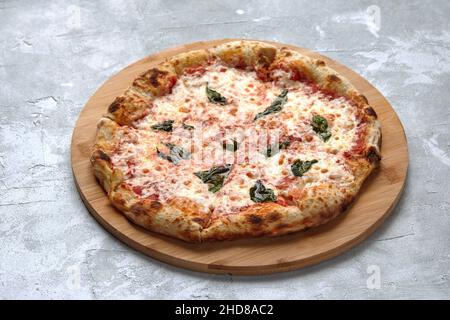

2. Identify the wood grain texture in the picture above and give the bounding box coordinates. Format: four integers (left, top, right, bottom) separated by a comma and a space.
71, 39, 408, 275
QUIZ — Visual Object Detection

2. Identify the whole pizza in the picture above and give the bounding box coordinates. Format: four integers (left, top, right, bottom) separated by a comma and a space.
91, 40, 381, 242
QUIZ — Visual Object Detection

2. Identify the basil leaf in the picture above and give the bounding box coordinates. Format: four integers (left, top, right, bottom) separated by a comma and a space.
182, 123, 194, 130
207, 175, 226, 193
206, 83, 227, 105
311, 115, 331, 141
165, 143, 190, 159
151, 120, 174, 132
156, 147, 172, 163
156, 143, 190, 165
291, 159, 318, 177
254, 89, 288, 121
249, 180, 277, 203
194, 164, 232, 193
265, 139, 290, 157
279, 140, 291, 149
222, 139, 239, 152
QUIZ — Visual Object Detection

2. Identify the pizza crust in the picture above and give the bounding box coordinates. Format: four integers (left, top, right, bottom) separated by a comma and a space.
202, 182, 353, 241
212, 40, 277, 68
91, 40, 381, 242
168, 49, 213, 75
111, 187, 206, 242
106, 89, 152, 125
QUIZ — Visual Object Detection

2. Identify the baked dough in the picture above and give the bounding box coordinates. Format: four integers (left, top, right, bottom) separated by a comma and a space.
91, 41, 381, 242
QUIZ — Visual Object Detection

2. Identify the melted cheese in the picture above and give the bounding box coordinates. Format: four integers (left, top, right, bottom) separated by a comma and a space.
111, 63, 360, 214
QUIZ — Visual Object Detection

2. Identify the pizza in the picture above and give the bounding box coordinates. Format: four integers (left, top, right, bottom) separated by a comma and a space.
91, 40, 381, 242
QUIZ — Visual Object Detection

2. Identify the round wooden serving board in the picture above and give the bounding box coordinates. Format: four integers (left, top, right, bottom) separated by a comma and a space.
71, 39, 408, 275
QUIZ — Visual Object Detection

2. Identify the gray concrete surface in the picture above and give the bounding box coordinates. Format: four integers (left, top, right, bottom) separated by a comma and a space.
1, 0, 449, 299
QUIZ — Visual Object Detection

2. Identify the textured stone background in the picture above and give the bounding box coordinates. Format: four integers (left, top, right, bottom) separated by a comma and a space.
1, 0, 449, 299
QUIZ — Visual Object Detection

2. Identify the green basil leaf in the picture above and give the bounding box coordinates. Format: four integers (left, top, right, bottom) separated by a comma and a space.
151, 120, 174, 132
206, 83, 227, 105
207, 175, 226, 193
254, 89, 288, 121
165, 143, 190, 159
291, 159, 318, 177
249, 180, 277, 203
156, 143, 190, 165
222, 139, 239, 152
156, 147, 172, 163
319, 131, 331, 141
265, 139, 291, 157
311, 115, 331, 141
194, 164, 232, 193
182, 123, 195, 130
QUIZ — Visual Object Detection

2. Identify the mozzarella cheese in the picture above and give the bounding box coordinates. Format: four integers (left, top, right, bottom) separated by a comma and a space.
111, 63, 359, 214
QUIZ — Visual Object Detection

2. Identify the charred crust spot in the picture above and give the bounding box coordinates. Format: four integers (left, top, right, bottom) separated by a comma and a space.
116, 198, 126, 206
267, 212, 281, 222
97, 150, 111, 162
366, 146, 381, 163
148, 68, 168, 87
149, 68, 160, 86
257, 48, 276, 66
247, 214, 263, 225
192, 217, 205, 225
365, 107, 378, 119
91, 150, 111, 166
361, 94, 369, 104
327, 74, 341, 83
340, 201, 350, 212
315, 59, 326, 66
108, 97, 123, 113
150, 201, 163, 211
258, 55, 269, 66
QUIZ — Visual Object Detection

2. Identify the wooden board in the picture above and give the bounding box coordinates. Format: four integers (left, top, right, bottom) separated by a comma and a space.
71, 39, 408, 275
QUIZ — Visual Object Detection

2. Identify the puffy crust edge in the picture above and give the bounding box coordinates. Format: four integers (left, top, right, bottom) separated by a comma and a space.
168, 49, 213, 75
212, 40, 278, 68
202, 182, 354, 241
106, 88, 152, 126
91, 149, 113, 193
105, 62, 178, 125
109, 179, 208, 242
90, 117, 120, 192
